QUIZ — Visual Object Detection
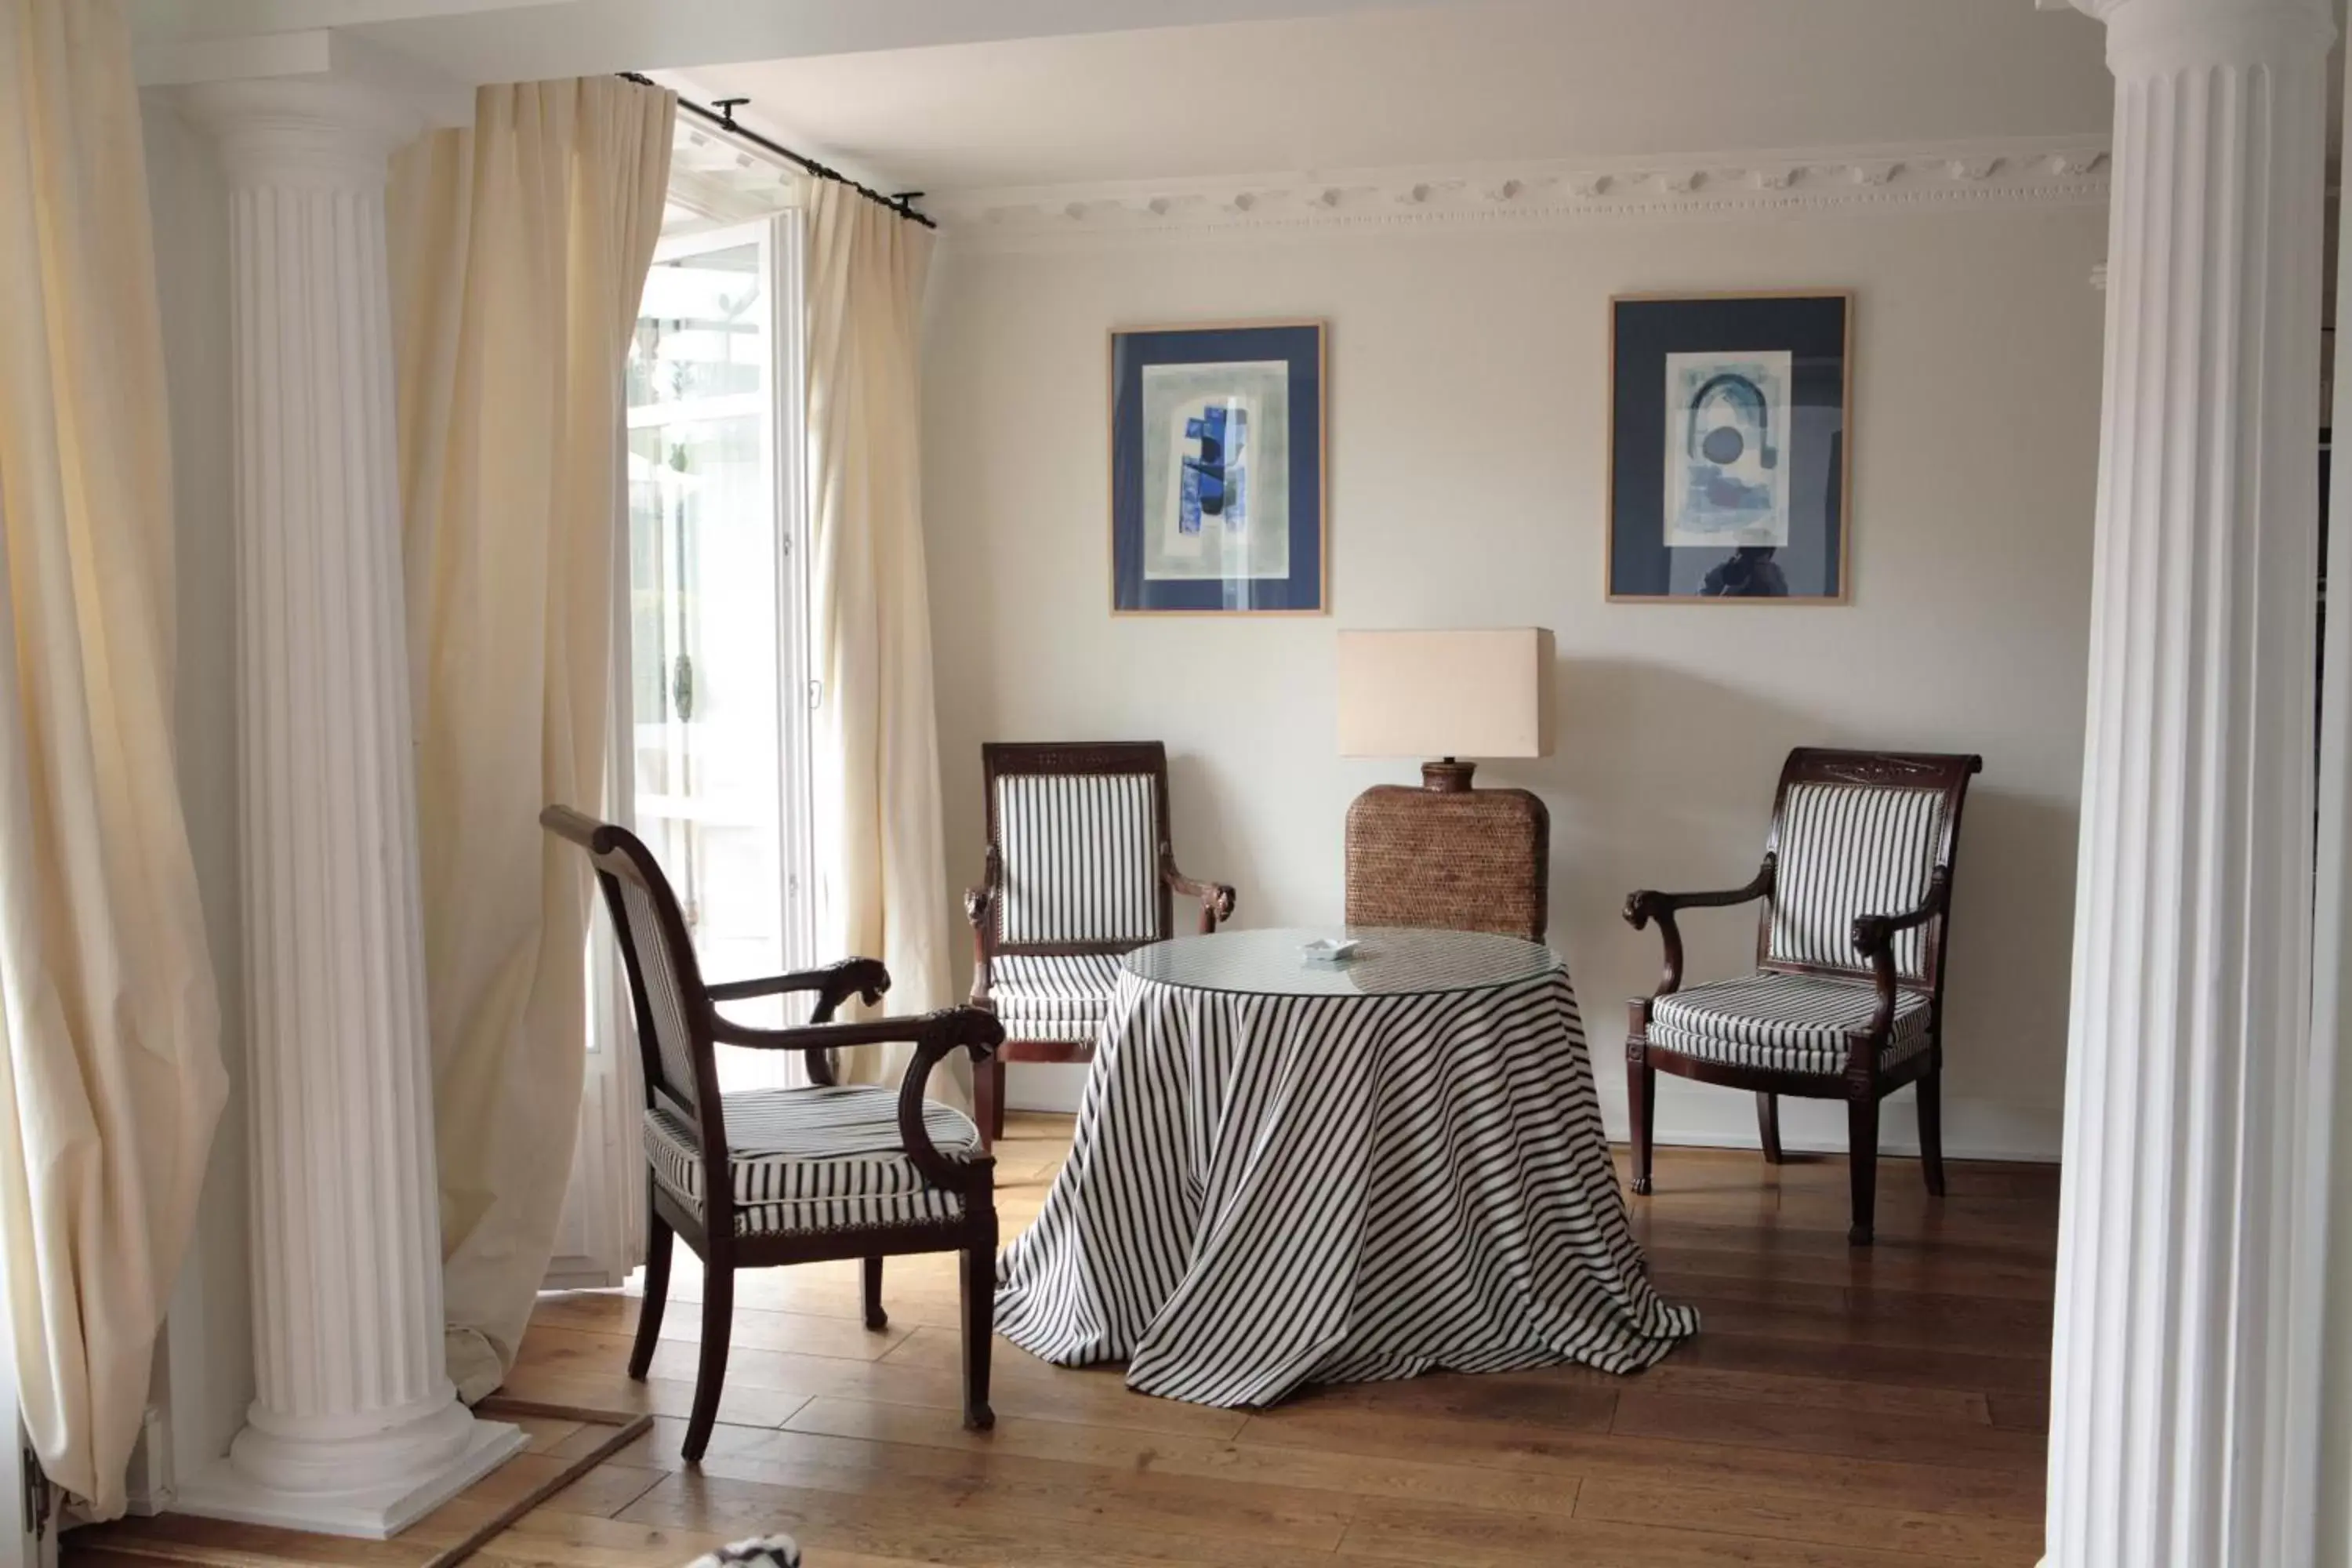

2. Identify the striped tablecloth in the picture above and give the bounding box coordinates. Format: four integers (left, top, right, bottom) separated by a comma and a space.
993, 931, 1698, 1407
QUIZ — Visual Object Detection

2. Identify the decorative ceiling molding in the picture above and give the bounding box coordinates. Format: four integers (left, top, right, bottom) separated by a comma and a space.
928, 139, 2111, 249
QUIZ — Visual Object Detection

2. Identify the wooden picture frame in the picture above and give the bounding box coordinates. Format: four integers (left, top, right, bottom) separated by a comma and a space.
1109, 319, 1328, 615
1606, 291, 1854, 604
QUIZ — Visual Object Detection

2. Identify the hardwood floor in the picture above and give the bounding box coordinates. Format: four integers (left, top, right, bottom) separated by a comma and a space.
71, 1112, 2056, 1567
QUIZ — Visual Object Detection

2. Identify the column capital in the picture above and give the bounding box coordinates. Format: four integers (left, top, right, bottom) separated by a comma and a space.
181, 74, 423, 192
2069, 0, 2334, 75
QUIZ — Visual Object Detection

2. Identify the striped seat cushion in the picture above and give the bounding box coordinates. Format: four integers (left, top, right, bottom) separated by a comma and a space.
644, 1086, 980, 1236
1768, 783, 1947, 980
1650, 971, 1933, 1076
989, 953, 1125, 1044
996, 773, 1161, 944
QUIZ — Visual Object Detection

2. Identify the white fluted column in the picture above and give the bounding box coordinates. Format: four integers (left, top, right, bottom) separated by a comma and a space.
2049, 1, 2333, 1564
172, 77, 523, 1538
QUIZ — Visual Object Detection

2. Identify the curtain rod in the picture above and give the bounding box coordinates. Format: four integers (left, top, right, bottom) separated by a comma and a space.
620, 72, 937, 230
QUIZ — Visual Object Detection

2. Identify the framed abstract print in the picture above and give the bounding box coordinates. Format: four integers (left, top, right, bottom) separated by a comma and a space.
1606, 292, 1853, 603
1111, 320, 1327, 614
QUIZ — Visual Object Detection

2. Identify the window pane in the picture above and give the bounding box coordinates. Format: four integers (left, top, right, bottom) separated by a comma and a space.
626, 229, 792, 1082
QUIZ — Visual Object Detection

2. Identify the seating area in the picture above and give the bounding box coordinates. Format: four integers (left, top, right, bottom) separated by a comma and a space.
22, 3, 2348, 1566
543, 807, 1004, 1461
963, 742, 1234, 1147
1626, 749, 1981, 1244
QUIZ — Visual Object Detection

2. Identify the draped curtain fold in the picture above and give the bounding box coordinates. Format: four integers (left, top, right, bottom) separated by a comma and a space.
388, 76, 673, 1401
803, 183, 960, 1105
0, 0, 226, 1516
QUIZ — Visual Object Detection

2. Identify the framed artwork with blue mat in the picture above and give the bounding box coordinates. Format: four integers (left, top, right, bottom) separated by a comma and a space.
1111, 320, 1327, 614
1607, 292, 1853, 603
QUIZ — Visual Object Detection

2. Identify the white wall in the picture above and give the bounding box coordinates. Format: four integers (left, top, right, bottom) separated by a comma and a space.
924, 204, 2107, 1160
143, 91, 254, 1484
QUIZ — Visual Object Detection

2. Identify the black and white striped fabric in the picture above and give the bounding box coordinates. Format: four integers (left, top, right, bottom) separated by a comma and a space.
989, 953, 1124, 1044
996, 773, 1160, 944
1650, 971, 1933, 1075
644, 1086, 979, 1235
681, 1537, 801, 1568
995, 961, 1697, 1406
1767, 783, 1946, 979
618, 876, 702, 1102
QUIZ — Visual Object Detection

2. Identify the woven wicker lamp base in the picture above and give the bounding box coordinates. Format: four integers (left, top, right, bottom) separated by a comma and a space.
1343, 760, 1550, 942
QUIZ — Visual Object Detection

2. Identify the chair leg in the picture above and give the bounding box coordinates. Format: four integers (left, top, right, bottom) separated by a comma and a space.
629, 1181, 672, 1382
960, 1221, 996, 1432
1755, 1092, 1784, 1165
682, 1258, 734, 1463
1917, 1068, 1947, 1198
974, 1054, 1006, 1151
862, 1255, 887, 1331
1627, 1054, 1656, 1196
1847, 1094, 1881, 1247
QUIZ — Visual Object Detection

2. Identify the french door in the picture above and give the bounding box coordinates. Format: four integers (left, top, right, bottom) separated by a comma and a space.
543, 211, 813, 1287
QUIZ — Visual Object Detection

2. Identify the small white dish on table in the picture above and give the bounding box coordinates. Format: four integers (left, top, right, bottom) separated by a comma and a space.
1299, 937, 1360, 964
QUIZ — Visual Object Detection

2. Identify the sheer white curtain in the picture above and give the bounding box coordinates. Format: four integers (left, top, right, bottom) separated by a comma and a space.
0, 0, 225, 1516
389, 76, 673, 1400
803, 183, 961, 1105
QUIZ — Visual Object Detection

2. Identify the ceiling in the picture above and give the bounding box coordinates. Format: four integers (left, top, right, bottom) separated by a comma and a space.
674, 0, 2118, 197
128, 0, 1488, 89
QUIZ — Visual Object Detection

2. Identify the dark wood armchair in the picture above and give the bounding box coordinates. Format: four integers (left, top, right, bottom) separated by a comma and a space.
544, 806, 1004, 1462
963, 742, 1235, 1147
1621, 748, 1981, 1245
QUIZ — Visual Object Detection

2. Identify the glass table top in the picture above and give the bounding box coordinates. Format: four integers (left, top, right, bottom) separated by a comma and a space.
1121, 926, 1561, 998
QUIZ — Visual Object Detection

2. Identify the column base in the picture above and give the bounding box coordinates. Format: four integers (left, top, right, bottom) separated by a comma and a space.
172, 1417, 525, 1540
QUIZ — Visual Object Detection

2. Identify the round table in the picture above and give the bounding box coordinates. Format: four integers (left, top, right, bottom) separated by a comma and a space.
993, 926, 1698, 1407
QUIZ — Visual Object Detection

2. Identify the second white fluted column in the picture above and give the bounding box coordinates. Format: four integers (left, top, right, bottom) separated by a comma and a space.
2047, 1, 2333, 1564
173, 76, 523, 1538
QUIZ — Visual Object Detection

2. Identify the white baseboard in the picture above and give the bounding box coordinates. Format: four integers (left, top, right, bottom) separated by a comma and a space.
1005, 1063, 1089, 1114
1004, 1063, 2064, 1164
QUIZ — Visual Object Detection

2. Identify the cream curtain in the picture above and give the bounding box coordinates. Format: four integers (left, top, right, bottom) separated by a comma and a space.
0, 0, 226, 1518
389, 77, 673, 1400
804, 183, 960, 1105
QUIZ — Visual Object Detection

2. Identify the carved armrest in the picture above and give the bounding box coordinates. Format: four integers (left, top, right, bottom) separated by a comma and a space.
1846, 866, 1951, 1073
706, 957, 888, 1085
1621, 855, 1777, 997
964, 848, 1001, 1005
706, 956, 889, 1013
895, 1007, 1006, 1187
1161, 844, 1236, 935
709, 1007, 1003, 1183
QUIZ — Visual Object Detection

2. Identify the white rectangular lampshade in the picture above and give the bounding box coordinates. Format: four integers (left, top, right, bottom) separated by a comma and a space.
1336, 628, 1553, 759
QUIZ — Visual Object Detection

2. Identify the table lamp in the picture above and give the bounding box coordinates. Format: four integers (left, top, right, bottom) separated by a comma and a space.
1336, 628, 1555, 941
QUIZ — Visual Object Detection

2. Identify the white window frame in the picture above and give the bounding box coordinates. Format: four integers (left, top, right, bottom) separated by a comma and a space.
545, 205, 811, 1288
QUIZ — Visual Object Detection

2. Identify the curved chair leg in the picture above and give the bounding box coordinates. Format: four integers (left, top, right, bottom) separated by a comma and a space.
960, 1221, 996, 1432
1917, 1069, 1947, 1197
683, 1259, 735, 1463
1846, 1094, 1880, 1247
1626, 1054, 1656, 1196
1755, 1092, 1784, 1165
862, 1256, 887, 1331
629, 1179, 672, 1382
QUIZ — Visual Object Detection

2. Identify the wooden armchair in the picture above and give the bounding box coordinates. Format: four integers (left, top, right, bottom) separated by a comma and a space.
963, 742, 1235, 1146
544, 806, 1004, 1462
1621, 748, 1981, 1245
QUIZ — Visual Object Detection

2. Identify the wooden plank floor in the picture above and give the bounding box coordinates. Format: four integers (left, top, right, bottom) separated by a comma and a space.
71, 1112, 2055, 1567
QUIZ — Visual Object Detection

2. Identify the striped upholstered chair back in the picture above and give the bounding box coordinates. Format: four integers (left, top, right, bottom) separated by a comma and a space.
541, 807, 716, 1125
1755, 750, 1976, 990
985, 742, 1173, 951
